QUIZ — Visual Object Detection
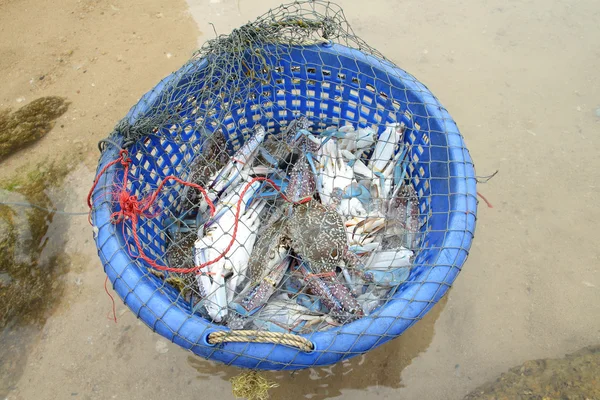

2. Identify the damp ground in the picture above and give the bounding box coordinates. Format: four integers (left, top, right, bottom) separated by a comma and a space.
1, 0, 599, 399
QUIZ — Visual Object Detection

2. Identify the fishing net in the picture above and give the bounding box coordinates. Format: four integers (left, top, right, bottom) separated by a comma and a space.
89, 0, 477, 370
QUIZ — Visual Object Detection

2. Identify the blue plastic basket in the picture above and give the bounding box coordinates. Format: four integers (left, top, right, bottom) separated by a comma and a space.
90, 42, 477, 370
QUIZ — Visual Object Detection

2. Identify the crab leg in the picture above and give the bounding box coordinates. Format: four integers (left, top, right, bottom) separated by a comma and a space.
294, 129, 321, 177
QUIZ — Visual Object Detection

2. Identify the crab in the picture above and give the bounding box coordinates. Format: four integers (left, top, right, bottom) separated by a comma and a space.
228, 217, 291, 318
252, 297, 339, 334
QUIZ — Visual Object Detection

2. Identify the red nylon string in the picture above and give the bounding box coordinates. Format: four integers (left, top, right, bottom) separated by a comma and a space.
477, 191, 493, 208
104, 276, 118, 323
87, 149, 313, 276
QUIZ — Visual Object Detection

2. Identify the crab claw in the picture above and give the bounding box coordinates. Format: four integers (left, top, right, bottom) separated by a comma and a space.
318, 126, 344, 147
164, 216, 198, 237
356, 291, 385, 316
358, 247, 413, 287
347, 233, 376, 246
294, 128, 321, 145
194, 177, 266, 323
373, 147, 406, 200
344, 216, 363, 228
348, 216, 386, 233
258, 147, 280, 167
204, 179, 261, 229
337, 126, 375, 157
389, 145, 411, 200
291, 129, 321, 177
230, 249, 291, 317
206, 271, 227, 322
202, 228, 230, 322
318, 146, 354, 205
345, 216, 385, 246
353, 127, 376, 155
208, 125, 266, 194
252, 299, 329, 334
369, 123, 403, 173
194, 232, 227, 322
253, 178, 288, 200
282, 116, 312, 146
319, 124, 370, 150
193, 245, 213, 299
343, 182, 371, 208
224, 200, 265, 303
342, 150, 376, 180
296, 294, 327, 313
393, 146, 410, 185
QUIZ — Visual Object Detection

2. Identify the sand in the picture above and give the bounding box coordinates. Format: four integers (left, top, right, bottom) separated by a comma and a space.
1, 0, 599, 399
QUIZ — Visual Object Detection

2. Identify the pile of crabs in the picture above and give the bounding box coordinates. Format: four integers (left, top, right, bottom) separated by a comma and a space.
163, 116, 420, 333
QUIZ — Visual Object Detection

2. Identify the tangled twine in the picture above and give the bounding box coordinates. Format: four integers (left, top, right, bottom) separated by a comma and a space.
230, 370, 279, 400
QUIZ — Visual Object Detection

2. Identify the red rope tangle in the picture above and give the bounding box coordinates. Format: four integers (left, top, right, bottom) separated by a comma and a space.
87, 149, 310, 276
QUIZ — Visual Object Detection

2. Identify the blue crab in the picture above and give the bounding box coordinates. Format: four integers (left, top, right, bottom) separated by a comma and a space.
337, 123, 408, 202
252, 297, 339, 334
385, 183, 421, 249
229, 217, 292, 317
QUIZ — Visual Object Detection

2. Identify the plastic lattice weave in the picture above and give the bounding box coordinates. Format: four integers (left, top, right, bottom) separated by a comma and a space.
89, 0, 477, 370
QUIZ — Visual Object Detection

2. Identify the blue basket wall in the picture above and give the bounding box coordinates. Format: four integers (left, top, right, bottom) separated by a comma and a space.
90, 43, 478, 370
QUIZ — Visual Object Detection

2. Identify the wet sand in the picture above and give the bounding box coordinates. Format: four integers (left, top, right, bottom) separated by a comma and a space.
1, 0, 599, 399
465, 345, 600, 399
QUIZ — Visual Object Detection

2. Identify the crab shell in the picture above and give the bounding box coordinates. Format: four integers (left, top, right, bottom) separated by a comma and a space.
288, 201, 347, 274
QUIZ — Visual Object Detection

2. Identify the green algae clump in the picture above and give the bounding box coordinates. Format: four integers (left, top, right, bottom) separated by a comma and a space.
0, 161, 71, 329
0, 97, 70, 161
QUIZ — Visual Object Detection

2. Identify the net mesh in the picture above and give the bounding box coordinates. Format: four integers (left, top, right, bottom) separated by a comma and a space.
89, 0, 477, 370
